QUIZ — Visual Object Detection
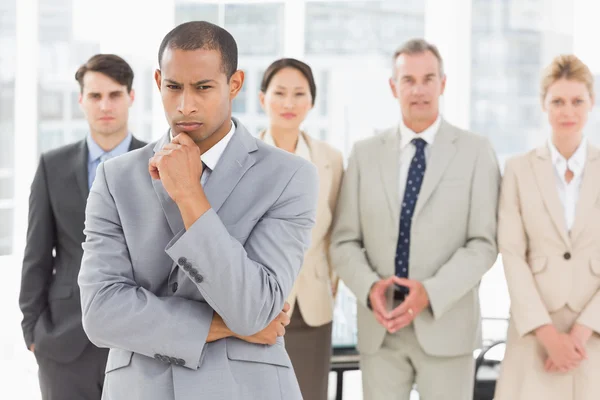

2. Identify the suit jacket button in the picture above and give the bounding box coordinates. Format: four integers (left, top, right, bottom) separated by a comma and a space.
189, 269, 198, 279
177, 358, 185, 366
564, 252, 571, 260
194, 275, 204, 283
178, 257, 187, 266
154, 354, 161, 360
183, 262, 192, 271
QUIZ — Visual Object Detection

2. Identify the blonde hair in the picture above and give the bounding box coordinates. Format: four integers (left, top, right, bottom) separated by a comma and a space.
540, 54, 594, 102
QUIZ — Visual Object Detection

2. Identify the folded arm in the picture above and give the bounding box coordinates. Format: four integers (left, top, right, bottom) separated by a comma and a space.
165, 162, 319, 336
79, 163, 214, 370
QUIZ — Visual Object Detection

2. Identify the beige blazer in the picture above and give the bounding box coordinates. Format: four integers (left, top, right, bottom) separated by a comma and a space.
499, 144, 600, 337
259, 131, 344, 326
330, 120, 500, 356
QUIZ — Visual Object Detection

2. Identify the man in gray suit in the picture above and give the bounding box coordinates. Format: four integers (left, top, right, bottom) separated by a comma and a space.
78, 21, 317, 400
330, 39, 501, 399
19, 54, 146, 400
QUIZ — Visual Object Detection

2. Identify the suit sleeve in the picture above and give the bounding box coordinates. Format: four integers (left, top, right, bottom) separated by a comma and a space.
79, 163, 214, 370
164, 162, 319, 337
498, 158, 552, 336
577, 291, 600, 334
422, 138, 501, 319
19, 155, 55, 349
330, 144, 381, 309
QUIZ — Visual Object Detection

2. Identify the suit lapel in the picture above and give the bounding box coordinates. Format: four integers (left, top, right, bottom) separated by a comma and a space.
203, 122, 257, 214
151, 133, 185, 236
531, 146, 570, 247
413, 121, 457, 219
304, 133, 331, 234
74, 139, 89, 203
379, 128, 401, 224
570, 145, 600, 243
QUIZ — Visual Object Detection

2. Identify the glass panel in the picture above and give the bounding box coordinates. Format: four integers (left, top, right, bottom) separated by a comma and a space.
175, 3, 219, 25
306, 1, 424, 55
470, 0, 573, 164
225, 3, 284, 56
0, 0, 15, 256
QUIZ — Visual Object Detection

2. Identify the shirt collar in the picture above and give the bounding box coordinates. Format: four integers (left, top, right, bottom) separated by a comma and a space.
87, 132, 133, 163
169, 120, 236, 171
398, 115, 441, 150
263, 130, 312, 161
548, 137, 587, 177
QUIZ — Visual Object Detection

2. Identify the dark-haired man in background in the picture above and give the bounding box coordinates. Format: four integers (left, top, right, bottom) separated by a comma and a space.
78, 21, 316, 400
19, 54, 146, 400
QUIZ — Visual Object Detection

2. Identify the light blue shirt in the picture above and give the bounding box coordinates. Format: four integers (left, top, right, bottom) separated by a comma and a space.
87, 132, 133, 189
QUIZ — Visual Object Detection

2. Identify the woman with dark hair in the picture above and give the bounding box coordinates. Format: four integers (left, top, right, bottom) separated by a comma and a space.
259, 58, 344, 400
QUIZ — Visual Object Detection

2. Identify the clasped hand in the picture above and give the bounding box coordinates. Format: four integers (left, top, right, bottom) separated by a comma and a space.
368, 276, 430, 333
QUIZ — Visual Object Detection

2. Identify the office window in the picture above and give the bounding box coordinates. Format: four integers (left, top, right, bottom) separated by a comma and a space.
470, 0, 573, 162
319, 70, 329, 117
256, 69, 265, 115
0, 0, 15, 256
225, 3, 284, 56
0, 208, 12, 255
306, 1, 424, 56
175, 3, 219, 25
232, 76, 247, 114
38, 89, 64, 120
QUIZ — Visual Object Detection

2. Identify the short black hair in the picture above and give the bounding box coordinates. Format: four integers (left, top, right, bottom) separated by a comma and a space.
158, 21, 238, 80
75, 54, 134, 93
260, 58, 317, 105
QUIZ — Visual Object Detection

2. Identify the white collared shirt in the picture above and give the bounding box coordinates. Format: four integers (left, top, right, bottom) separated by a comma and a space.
262, 130, 312, 162
169, 120, 236, 186
548, 138, 587, 231
398, 115, 442, 202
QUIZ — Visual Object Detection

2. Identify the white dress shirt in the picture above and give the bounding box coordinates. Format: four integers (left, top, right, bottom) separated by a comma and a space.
548, 138, 587, 231
169, 120, 236, 186
398, 115, 442, 202
262, 130, 312, 162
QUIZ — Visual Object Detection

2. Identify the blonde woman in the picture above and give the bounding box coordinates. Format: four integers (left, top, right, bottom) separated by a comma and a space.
495, 54, 600, 399
258, 58, 343, 400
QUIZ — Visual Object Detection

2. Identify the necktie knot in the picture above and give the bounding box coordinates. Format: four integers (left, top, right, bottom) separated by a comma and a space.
411, 138, 427, 151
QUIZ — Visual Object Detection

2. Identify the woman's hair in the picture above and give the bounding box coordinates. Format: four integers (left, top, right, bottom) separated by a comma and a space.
260, 58, 316, 105
540, 54, 594, 101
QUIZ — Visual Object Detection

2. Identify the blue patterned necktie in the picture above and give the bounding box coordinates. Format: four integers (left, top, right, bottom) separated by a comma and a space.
395, 138, 427, 295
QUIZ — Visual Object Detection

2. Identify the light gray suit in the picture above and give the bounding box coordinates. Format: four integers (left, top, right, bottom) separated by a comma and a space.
78, 119, 318, 400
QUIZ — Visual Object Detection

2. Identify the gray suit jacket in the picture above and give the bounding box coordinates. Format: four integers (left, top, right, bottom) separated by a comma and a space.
78, 119, 318, 400
19, 136, 146, 362
331, 119, 500, 357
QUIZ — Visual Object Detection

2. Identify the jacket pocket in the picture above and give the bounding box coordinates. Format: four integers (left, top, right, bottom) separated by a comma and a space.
105, 349, 134, 373
226, 337, 290, 368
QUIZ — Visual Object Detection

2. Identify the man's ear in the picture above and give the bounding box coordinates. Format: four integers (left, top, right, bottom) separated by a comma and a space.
229, 70, 245, 100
